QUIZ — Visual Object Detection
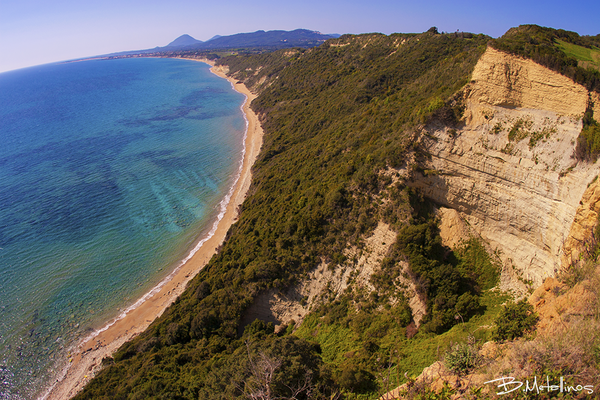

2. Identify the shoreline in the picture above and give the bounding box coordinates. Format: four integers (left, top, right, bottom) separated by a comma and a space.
43, 59, 262, 400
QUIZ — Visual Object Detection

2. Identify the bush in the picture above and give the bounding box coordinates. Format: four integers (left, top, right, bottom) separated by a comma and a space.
484, 319, 600, 396
397, 219, 484, 333
575, 122, 600, 161
165, 322, 189, 345
336, 362, 376, 393
444, 340, 481, 375
492, 299, 538, 341
243, 318, 275, 338
455, 238, 500, 291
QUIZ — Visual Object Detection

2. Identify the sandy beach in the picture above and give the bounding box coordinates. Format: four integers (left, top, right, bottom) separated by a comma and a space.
44, 59, 263, 400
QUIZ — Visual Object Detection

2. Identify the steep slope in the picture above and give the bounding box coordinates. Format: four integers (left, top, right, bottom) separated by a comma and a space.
410, 46, 600, 287
240, 221, 402, 332
385, 266, 600, 399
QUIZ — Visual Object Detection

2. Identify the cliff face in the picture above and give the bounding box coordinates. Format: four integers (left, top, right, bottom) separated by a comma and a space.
468, 47, 600, 117
240, 222, 428, 330
410, 47, 600, 287
242, 46, 600, 327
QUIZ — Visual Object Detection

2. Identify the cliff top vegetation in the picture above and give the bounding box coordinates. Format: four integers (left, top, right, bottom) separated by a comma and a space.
491, 24, 600, 93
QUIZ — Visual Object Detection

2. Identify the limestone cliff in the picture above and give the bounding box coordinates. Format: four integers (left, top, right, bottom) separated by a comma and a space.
468, 47, 600, 118
410, 46, 600, 287
241, 46, 600, 330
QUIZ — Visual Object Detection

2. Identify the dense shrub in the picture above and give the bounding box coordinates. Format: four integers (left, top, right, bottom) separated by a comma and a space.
574, 101, 600, 161
455, 238, 500, 291
492, 299, 538, 341
576, 123, 600, 161
396, 220, 484, 333
336, 362, 376, 393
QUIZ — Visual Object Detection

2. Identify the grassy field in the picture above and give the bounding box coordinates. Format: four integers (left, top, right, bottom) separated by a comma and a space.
556, 39, 600, 72
294, 289, 513, 399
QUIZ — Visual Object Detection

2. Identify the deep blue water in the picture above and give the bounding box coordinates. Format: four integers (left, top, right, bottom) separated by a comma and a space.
0, 58, 246, 399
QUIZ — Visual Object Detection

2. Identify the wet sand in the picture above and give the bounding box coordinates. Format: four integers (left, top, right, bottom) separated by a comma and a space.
44, 59, 262, 399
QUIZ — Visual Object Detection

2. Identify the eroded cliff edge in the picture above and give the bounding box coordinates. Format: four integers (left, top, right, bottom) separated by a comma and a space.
242, 46, 600, 330
410, 46, 600, 288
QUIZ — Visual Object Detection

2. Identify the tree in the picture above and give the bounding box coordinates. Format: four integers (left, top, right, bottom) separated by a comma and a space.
493, 299, 538, 341
241, 338, 333, 400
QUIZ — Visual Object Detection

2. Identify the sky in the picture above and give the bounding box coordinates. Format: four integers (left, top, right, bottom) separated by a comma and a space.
1, 0, 599, 73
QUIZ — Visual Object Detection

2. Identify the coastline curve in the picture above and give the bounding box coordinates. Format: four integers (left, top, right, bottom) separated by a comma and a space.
42, 59, 263, 400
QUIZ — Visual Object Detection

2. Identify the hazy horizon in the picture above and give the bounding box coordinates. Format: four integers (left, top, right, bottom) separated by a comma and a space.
1, 0, 599, 74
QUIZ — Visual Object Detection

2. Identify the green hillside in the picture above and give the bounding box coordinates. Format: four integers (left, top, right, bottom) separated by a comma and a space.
556, 39, 600, 72
73, 29, 490, 399
73, 26, 599, 399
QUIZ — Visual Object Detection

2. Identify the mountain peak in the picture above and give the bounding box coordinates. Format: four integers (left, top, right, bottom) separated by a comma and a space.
167, 34, 202, 48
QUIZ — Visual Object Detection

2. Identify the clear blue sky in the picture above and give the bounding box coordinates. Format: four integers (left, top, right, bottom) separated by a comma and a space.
1, 0, 599, 73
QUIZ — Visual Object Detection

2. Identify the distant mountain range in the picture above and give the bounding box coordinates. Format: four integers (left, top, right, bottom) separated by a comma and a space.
101, 29, 340, 58
162, 29, 339, 51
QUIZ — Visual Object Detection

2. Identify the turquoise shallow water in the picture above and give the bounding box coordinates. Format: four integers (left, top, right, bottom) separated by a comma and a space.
0, 58, 246, 399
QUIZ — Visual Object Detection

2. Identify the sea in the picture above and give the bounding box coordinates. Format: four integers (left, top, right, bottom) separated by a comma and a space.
0, 57, 247, 399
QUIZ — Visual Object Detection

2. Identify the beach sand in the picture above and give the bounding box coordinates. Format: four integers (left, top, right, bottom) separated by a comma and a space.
44, 59, 262, 400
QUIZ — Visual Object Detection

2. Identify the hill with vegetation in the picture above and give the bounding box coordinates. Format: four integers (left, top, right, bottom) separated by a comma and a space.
72, 25, 600, 399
